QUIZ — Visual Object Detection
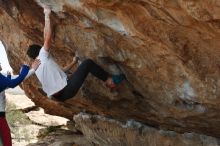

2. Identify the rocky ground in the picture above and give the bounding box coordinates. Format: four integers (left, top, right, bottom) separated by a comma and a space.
2, 89, 85, 146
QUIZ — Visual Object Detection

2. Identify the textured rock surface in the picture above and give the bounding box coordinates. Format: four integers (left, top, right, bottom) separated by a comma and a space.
0, 0, 220, 139
74, 113, 220, 146
27, 129, 88, 146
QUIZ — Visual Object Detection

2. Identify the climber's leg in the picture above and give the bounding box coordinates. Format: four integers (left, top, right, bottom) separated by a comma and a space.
55, 59, 109, 101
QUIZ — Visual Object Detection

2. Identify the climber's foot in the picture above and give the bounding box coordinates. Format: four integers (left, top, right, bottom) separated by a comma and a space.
106, 74, 126, 92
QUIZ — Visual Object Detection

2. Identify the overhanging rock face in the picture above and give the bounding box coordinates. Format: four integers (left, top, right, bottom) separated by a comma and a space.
0, 0, 220, 139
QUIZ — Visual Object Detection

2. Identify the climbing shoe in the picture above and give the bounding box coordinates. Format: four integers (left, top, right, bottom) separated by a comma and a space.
106, 74, 126, 90
112, 74, 126, 85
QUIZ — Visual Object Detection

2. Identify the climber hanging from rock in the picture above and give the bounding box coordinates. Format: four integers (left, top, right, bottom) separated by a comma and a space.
26, 5, 125, 101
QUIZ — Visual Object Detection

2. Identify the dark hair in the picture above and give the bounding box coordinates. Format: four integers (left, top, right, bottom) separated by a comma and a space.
26, 44, 42, 59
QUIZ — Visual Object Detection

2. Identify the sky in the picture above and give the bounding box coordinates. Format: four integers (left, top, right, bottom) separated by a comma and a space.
0, 41, 12, 72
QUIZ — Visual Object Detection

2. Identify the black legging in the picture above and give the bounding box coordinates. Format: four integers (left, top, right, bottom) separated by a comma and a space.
55, 59, 109, 101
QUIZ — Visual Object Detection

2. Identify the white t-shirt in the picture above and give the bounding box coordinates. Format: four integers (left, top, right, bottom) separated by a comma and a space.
35, 47, 67, 97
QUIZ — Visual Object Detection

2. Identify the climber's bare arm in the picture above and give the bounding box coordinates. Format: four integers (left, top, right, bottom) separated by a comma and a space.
63, 56, 79, 72
43, 6, 52, 52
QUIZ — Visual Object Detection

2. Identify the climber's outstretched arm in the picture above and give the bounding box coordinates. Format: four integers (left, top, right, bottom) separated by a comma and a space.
63, 56, 79, 72
0, 65, 30, 92
43, 6, 52, 52
10, 59, 41, 79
